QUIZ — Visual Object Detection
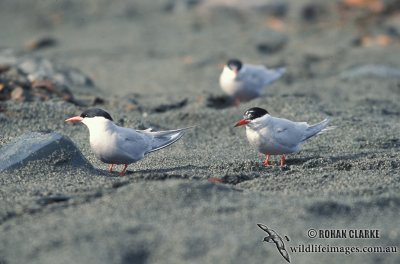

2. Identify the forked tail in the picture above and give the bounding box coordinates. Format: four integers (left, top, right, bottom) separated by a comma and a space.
264, 67, 286, 85
146, 126, 194, 153
302, 118, 334, 141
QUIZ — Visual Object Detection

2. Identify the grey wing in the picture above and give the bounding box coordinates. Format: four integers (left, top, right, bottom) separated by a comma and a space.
238, 66, 269, 93
270, 117, 308, 149
115, 127, 152, 160
139, 126, 194, 154
240, 65, 285, 91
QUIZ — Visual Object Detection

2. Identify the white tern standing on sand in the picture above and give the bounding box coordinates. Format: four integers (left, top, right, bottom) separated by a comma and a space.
66, 108, 192, 176
234, 107, 333, 167
219, 59, 286, 106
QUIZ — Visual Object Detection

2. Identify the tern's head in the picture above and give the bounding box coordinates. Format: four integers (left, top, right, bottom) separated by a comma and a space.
65, 108, 114, 128
234, 107, 269, 127
226, 59, 242, 74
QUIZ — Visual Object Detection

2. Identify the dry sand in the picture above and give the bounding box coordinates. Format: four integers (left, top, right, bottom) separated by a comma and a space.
0, 0, 400, 263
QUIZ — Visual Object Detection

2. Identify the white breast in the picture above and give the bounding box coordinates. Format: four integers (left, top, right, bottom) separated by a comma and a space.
219, 66, 242, 97
83, 117, 140, 164
245, 118, 301, 155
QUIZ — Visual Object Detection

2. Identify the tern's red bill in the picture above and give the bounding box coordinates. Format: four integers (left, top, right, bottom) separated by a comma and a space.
234, 119, 250, 127
65, 116, 83, 123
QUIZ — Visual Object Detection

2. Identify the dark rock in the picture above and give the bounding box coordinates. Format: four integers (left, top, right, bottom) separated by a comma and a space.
151, 99, 187, 113
121, 249, 149, 264
0, 131, 92, 172
79, 95, 105, 106
24, 36, 58, 51
301, 3, 326, 22
163, 0, 203, 13
386, 26, 400, 38
254, 30, 287, 54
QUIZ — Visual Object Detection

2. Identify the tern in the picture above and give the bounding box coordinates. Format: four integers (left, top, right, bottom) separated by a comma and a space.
234, 107, 333, 167
219, 59, 286, 105
66, 108, 192, 176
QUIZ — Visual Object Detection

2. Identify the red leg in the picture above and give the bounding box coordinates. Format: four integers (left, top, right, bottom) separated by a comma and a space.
208, 177, 224, 183
108, 164, 114, 173
280, 155, 286, 167
119, 164, 128, 176
263, 154, 270, 167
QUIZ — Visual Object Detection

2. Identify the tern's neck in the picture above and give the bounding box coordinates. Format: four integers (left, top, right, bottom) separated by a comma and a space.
246, 115, 270, 130
83, 117, 116, 136
222, 66, 237, 79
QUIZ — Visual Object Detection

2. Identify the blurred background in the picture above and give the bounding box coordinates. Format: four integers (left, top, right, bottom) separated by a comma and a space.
1, 0, 400, 103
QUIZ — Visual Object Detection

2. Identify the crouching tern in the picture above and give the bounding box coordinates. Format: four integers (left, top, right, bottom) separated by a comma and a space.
219, 59, 286, 106
234, 107, 334, 167
65, 108, 193, 176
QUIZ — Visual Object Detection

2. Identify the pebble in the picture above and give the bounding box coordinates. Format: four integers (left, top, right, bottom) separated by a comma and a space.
24, 36, 58, 51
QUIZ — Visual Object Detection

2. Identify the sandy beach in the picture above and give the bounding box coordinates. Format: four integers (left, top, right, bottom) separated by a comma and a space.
1, 0, 400, 263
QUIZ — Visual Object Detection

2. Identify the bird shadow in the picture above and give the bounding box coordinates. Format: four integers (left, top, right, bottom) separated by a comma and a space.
129, 164, 209, 174
286, 156, 315, 165
102, 164, 209, 178
206, 95, 235, 109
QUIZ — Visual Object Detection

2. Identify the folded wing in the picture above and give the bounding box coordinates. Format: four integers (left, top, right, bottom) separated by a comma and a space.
140, 126, 194, 154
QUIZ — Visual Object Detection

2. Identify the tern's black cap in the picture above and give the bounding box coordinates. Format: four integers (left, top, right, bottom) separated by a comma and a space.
80, 108, 113, 121
243, 107, 269, 120
227, 59, 242, 71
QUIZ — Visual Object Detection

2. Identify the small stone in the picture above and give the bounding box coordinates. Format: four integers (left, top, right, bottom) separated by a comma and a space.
253, 30, 287, 54
0, 64, 10, 73
31, 79, 55, 90
89, 96, 105, 106
301, 3, 326, 22
10, 86, 29, 102
24, 36, 58, 51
